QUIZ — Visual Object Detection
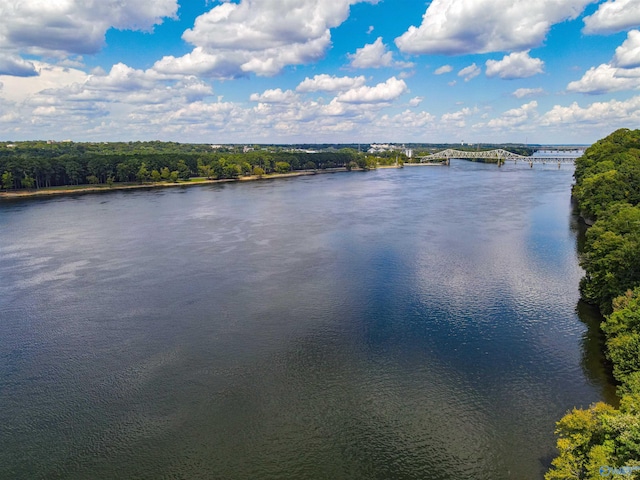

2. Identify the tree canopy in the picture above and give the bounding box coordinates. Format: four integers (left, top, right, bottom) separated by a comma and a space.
547, 129, 640, 479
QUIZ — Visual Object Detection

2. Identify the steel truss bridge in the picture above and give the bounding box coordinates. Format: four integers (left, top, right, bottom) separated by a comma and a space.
419, 148, 582, 165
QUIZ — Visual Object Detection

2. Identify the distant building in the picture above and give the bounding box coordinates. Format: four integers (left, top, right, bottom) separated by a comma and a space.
368, 144, 412, 157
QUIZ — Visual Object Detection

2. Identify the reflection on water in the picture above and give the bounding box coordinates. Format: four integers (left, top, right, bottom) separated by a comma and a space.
576, 301, 619, 406
0, 161, 614, 479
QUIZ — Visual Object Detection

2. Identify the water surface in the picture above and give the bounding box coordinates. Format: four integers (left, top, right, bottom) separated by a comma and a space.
0, 160, 614, 479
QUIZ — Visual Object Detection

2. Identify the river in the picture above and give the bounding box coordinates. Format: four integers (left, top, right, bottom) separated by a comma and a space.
0, 160, 615, 479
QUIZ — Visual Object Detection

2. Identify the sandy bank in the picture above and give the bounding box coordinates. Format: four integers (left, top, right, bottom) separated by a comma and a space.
0, 168, 354, 200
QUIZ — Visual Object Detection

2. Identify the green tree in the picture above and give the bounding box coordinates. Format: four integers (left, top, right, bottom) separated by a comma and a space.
197, 160, 214, 179
176, 160, 191, 180
151, 169, 162, 182
275, 161, 290, 174
223, 163, 242, 179
21, 174, 35, 189
137, 162, 150, 183
116, 162, 135, 183
579, 203, 640, 313
1, 170, 14, 190
86, 175, 100, 185
252, 166, 265, 178
63, 160, 83, 185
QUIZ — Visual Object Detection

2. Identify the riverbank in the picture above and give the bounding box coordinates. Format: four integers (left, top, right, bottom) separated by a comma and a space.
0, 168, 353, 200
545, 128, 640, 479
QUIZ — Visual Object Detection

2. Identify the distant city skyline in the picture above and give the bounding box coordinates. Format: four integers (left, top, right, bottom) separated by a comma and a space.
1, 0, 640, 144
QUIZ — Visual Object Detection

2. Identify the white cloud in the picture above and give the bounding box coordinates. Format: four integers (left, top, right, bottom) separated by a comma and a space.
613, 30, 640, 68
336, 77, 408, 103
486, 101, 538, 128
155, 0, 377, 78
441, 107, 476, 127
378, 109, 436, 130
567, 63, 640, 94
583, 0, 640, 34
458, 63, 481, 81
540, 96, 640, 126
347, 37, 413, 69
86, 63, 161, 92
0, 0, 177, 58
395, 0, 592, 55
512, 87, 544, 98
485, 51, 544, 79
0, 62, 88, 102
250, 88, 299, 104
0, 58, 220, 141
296, 74, 367, 93
434, 65, 453, 75
409, 96, 424, 107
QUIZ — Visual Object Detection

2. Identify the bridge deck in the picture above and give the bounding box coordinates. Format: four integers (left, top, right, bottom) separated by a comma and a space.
419, 148, 582, 164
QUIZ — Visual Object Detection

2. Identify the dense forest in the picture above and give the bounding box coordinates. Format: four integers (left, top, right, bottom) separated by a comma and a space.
546, 129, 640, 479
0, 140, 538, 192
0, 141, 387, 190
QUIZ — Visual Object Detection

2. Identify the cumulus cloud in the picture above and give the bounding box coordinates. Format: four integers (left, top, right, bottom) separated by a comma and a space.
568, 30, 640, 93
0, 54, 38, 77
583, 0, 640, 35
409, 96, 424, 107
486, 101, 538, 128
296, 74, 366, 92
336, 77, 408, 103
0, 0, 177, 57
434, 65, 453, 75
0, 59, 218, 140
376, 110, 436, 131
613, 30, 640, 68
155, 0, 377, 78
347, 37, 413, 69
485, 51, 544, 79
0, 62, 88, 102
441, 107, 476, 127
395, 0, 592, 55
250, 88, 299, 104
86, 63, 162, 92
458, 63, 481, 81
567, 63, 640, 94
512, 87, 544, 98
540, 96, 640, 126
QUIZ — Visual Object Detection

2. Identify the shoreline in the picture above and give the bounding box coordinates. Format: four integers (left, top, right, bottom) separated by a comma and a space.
0, 163, 446, 201
0, 168, 352, 200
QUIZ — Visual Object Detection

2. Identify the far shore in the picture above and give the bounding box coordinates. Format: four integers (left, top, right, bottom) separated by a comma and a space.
0, 162, 449, 201
0, 167, 350, 200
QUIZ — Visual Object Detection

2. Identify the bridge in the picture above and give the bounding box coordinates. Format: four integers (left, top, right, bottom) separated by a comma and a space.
419, 148, 583, 166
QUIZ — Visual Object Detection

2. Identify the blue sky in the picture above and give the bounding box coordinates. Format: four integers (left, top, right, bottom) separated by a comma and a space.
1, 0, 640, 144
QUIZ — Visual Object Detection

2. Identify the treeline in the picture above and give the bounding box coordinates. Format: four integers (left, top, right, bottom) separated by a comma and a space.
0, 141, 375, 190
546, 129, 640, 479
